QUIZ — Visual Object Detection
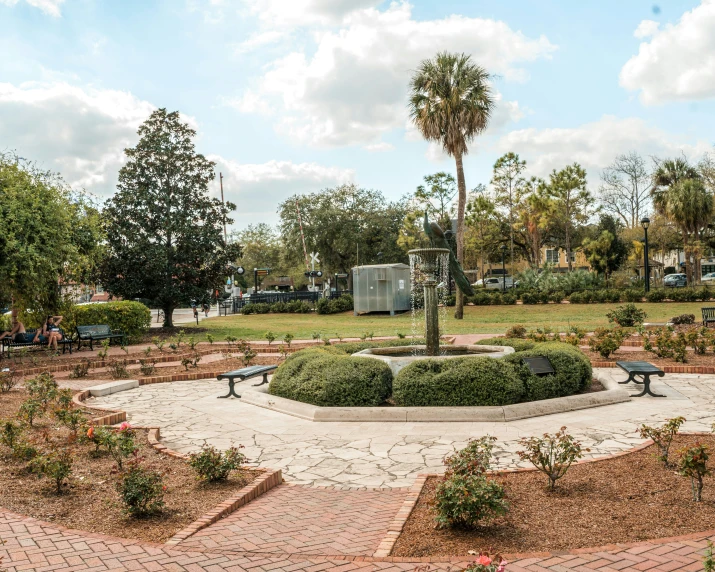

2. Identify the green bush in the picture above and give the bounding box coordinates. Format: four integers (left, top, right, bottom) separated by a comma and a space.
646, 289, 666, 303
316, 294, 354, 315
549, 290, 566, 303
502, 293, 517, 305
392, 357, 525, 407
503, 342, 592, 401
269, 301, 289, 313
521, 291, 540, 305
286, 300, 312, 313
568, 291, 587, 304
623, 288, 644, 302
434, 473, 508, 528
117, 462, 165, 517
189, 445, 246, 481
444, 295, 456, 307
68, 301, 151, 343
475, 337, 538, 352
241, 302, 271, 315
606, 303, 647, 327
603, 289, 622, 303
328, 338, 423, 355
269, 348, 392, 406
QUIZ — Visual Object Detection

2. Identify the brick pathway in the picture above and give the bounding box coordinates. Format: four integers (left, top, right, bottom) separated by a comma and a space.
176, 484, 408, 555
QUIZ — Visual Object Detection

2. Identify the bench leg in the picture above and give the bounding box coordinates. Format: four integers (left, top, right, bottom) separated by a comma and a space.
253, 372, 270, 387
618, 372, 639, 385
630, 374, 665, 398
217, 378, 242, 399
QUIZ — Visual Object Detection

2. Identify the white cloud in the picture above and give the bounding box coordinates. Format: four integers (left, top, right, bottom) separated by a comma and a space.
621, 0, 715, 104
209, 156, 355, 227
495, 115, 713, 178
633, 19, 659, 39
0, 0, 64, 16
231, 1, 555, 148
0, 82, 155, 194
242, 0, 383, 29
233, 30, 285, 54
364, 142, 394, 152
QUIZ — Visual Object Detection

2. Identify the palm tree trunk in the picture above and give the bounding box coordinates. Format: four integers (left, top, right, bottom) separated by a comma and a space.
454, 152, 467, 320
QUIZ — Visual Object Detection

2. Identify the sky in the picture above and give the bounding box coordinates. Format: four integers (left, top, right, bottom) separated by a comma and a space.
2, 0, 715, 231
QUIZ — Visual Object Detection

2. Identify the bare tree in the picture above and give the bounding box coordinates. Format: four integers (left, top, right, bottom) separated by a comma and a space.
599, 152, 651, 227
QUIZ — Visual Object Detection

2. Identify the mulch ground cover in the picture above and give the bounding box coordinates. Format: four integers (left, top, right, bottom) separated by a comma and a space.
582, 347, 715, 367
0, 388, 257, 542
392, 434, 715, 557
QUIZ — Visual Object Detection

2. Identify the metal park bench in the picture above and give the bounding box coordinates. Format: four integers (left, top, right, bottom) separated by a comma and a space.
616, 361, 665, 398
1, 328, 73, 357
702, 307, 715, 327
217, 365, 278, 399
75, 324, 127, 351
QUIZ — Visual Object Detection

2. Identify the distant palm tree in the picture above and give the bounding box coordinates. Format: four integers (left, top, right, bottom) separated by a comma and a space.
651, 158, 713, 284
409, 52, 495, 319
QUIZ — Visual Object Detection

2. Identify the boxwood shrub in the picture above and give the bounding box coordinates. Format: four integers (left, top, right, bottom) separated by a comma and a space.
268, 348, 392, 407
475, 337, 537, 352
502, 342, 592, 401
316, 294, 354, 314
329, 338, 424, 355
392, 357, 525, 407
68, 301, 151, 343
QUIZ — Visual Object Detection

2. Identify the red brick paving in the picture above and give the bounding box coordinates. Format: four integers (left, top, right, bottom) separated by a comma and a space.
176, 484, 408, 556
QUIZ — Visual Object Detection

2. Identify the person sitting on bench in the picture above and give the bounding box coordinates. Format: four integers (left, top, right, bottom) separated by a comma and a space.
0, 310, 26, 341
33, 315, 64, 350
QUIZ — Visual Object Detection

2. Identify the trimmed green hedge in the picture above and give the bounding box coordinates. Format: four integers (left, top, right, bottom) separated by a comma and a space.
392, 357, 524, 407
475, 337, 537, 352
269, 348, 392, 407
316, 295, 354, 314
502, 342, 591, 401
67, 301, 151, 343
329, 338, 424, 355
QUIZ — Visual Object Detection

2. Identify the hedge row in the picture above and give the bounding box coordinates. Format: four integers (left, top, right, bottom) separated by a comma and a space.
242, 300, 313, 314
316, 294, 354, 314
269, 340, 590, 408
65, 301, 151, 343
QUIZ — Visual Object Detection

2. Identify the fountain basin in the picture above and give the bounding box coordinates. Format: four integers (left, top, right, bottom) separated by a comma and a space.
352, 344, 514, 376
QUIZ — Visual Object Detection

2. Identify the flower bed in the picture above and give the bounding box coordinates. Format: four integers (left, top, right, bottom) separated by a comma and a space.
391, 434, 715, 557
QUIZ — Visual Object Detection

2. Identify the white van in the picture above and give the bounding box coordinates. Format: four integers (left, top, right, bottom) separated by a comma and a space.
473, 277, 514, 290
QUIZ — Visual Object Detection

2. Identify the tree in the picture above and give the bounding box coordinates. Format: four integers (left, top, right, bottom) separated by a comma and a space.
409, 51, 495, 319
466, 185, 499, 280
278, 184, 408, 280
491, 152, 527, 275
515, 176, 550, 266
100, 109, 240, 327
0, 153, 102, 314
414, 172, 457, 229
599, 152, 651, 228
543, 163, 595, 272
651, 158, 712, 283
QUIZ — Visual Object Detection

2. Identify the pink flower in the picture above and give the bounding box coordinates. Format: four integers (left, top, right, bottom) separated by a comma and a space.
496, 557, 507, 572
118, 422, 131, 432
478, 554, 492, 566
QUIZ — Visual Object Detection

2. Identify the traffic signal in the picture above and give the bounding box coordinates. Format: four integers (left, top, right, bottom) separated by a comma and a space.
304, 270, 323, 277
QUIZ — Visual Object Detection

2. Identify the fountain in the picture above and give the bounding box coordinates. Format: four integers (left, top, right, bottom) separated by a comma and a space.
353, 216, 512, 375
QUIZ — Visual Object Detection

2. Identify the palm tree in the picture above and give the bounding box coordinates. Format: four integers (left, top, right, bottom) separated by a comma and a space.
409, 52, 495, 319
651, 158, 712, 284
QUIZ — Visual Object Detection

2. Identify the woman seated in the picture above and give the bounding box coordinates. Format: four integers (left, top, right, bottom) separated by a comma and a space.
0, 310, 26, 341
33, 315, 64, 350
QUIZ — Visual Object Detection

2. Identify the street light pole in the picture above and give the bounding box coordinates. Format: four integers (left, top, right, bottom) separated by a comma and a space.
641, 217, 650, 293
500, 244, 507, 293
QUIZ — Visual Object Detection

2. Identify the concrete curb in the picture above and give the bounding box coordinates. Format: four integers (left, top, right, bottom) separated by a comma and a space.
239, 369, 630, 423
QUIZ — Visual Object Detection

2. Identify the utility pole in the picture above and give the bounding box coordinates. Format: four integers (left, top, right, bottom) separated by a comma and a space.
220, 172, 227, 243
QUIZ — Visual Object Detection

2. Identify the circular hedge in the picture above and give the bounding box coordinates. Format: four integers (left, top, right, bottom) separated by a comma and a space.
392, 357, 525, 407
475, 337, 537, 352
268, 348, 392, 407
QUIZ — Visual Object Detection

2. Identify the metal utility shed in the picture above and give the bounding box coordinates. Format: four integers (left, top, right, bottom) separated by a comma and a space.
352, 263, 411, 316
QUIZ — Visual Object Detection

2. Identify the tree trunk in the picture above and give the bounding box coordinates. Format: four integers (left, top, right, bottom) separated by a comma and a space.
454, 152, 467, 320
565, 226, 572, 273
162, 305, 175, 328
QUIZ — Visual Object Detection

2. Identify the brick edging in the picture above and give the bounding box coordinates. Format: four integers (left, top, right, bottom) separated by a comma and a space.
72, 389, 127, 426
164, 469, 283, 546
592, 361, 715, 373
378, 433, 714, 559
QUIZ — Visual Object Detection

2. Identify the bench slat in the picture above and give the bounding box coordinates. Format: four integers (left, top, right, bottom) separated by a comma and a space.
616, 360, 663, 374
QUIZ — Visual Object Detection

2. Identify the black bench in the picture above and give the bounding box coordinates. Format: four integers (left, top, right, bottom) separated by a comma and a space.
702, 307, 715, 327
217, 365, 278, 399
75, 325, 126, 351
1, 328, 73, 357
616, 361, 665, 398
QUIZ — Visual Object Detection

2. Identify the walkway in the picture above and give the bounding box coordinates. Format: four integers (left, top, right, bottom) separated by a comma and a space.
89, 369, 715, 487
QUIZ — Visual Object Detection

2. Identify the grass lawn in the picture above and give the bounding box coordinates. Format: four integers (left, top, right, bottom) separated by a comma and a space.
181, 302, 708, 341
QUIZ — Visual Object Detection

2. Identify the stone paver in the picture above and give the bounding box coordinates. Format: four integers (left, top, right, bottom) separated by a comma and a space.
90, 368, 715, 487
176, 484, 407, 555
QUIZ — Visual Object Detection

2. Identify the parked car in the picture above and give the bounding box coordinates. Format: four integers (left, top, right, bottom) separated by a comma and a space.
473, 277, 514, 290
702, 272, 715, 283
664, 273, 687, 288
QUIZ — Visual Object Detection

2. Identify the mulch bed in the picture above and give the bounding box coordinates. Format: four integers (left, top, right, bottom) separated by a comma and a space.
392, 434, 715, 557
0, 389, 257, 542
582, 347, 715, 368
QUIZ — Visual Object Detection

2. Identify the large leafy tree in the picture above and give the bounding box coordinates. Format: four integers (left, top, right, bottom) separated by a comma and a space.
465, 185, 499, 280
491, 152, 527, 275
409, 51, 495, 319
278, 184, 408, 280
542, 163, 595, 272
0, 153, 103, 314
100, 109, 240, 327
414, 172, 457, 229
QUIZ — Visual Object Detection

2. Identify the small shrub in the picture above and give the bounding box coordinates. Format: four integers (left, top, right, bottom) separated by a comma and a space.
54, 408, 85, 437
283, 333, 294, 347
606, 303, 647, 327
139, 359, 156, 376
206, 334, 214, 345
678, 443, 709, 502
153, 337, 166, 352
504, 325, 527, 339
109, 359, 130, 379
516, 427, 587, 490
502, 293, 517, 305
18, 399, 42, 426
639, 416, 685, 467
68, 359, 91, 379
311, 331, 321, 341
548, 290, 566, 304
705, 541, 715, 572
103, 422, 137, 469
464, 552, 507, 572
645, 289, 666, 303
0, 369, 18, 393
671, 314, 695, 325
397, 332, 406, 339
444, 436, 496, 477
30, 448, 73, 494
26, 372, 58, 409
588, 327, 626, 359
520, 291, 540, 305
444, 294, 456, 307
97, 339, 110, 361
434, 473, 508, 529
265, 331, 276, 345
189, 445, 247, 481
117, 454, 165, 517
0, 419, 23, 450
623, 288, 645, 302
